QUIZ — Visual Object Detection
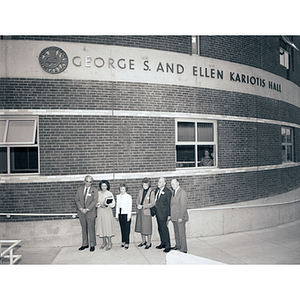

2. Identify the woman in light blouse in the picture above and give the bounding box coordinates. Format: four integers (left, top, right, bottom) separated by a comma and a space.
199, 148, 214, 166
115, 183, 132, 250
96, 180, 115, 251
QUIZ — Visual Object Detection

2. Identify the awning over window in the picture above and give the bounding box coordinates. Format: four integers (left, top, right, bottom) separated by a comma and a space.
281, 36, 299, 51
7, 120, 36, 144
0, 118, 38, 144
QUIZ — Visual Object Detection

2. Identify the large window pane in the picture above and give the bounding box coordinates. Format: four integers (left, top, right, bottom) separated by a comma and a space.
0, 147, 7, 174
197, 123, 214, 142
287, 145, 293, 162
176, 120, 217, 169
176, 145, 195, 168
281, 126, 294, 163
178, 122, 195, 142
280, 47, 290, 69
192, 36, 199, 55
282, 145, 286, 162
198, 145, 215, 167
281, 127, 286, 143
286, 128, 291, 143
0, 117, 39, 174
7, 120, 36, 143
10, 147, 38, 173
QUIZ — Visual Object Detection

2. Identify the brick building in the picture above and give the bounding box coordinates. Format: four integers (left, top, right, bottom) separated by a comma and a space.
1, 35, 300, 223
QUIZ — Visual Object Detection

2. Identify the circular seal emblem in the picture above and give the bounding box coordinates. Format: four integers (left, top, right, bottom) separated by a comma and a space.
39, 46, 68, 74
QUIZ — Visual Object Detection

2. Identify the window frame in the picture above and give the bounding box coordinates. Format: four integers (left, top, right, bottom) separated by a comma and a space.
175, 119, 218, 169
0, 116, 39, 175
279, 36, 298, 71
281, 126, 294, 163
192, 35, 200, 55
279, 46, 290, 69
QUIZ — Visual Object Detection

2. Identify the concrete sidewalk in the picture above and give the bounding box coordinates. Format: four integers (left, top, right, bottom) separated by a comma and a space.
6, 218, 300, 265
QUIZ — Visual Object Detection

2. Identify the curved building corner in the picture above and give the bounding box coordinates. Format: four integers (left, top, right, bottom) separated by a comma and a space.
1, 35, 300, 235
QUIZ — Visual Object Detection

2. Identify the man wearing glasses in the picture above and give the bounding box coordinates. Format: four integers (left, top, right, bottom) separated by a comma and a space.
75, 175, 98, 252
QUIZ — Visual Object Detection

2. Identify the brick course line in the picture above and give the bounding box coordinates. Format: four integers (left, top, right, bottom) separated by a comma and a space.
1, 162, 300, 184
1, 109, 300, 129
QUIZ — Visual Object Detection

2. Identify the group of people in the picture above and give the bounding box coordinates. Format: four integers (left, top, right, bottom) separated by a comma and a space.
75, 175, 188, 253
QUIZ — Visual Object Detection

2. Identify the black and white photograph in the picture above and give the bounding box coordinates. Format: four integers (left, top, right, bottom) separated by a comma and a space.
1, 4, 299, 299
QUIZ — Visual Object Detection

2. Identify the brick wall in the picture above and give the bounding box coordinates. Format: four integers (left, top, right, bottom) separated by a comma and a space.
3, 35, 300, 87
3, 35, 191, 55
257, 123, 282, 165
218, 120, 258, 168
295, 128, 300, 162
2, 165, 300, 222
2, 36, 300, 222
1, 78, 300, 176
40, 116, 115, 175
1, 112, 300, 222
39, 115, 175, 176
200, 35, 300, 87
0, 182, 77, 222
113, 117, 175, 173
291, 36, 300, 84
200, 36, 263, 69
37, 117, 296, 175
2, 79, 300, 125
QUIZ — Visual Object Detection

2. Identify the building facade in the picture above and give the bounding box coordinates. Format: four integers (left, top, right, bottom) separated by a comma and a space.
1, 35, 300, 222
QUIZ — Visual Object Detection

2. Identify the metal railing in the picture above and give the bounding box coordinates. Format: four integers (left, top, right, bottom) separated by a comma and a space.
0, 240, 22, 265
0, 211, 136, 218
0, 213, 77, 218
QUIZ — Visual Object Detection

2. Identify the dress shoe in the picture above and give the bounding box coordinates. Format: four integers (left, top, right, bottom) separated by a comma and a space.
156, 244, 165, 249
124, 244, 129, 250
145, 243, 152, 249
78, 245, 89, 251
121, 242, 125, 247
171, 247, 180, 251
138, 242, 147, 247
163, 248, 171, 253
90, 246, 95, 252
99, 243, 106, 249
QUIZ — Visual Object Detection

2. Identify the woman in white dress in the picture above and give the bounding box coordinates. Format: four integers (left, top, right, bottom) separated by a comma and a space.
96, 180, 115, 250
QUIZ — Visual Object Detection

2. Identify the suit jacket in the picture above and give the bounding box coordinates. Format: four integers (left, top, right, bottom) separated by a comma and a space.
75, 185, 98, 219
136, 188, 155, 216
171, 187, 188, 222
155, 186, 171, 219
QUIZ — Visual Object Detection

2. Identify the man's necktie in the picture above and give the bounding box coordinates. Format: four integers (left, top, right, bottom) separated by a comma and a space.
157, 189, 161, 199
155, 189, 160, 202
84, 188, 88, 208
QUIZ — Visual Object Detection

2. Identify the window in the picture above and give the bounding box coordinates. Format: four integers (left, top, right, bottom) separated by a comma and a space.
192, 35, 200, 55
0, 117, 39, 174
281, 126, 294, 163
279, 46, 290, 69
176, 120, 217, 168
279, 36, 299, 70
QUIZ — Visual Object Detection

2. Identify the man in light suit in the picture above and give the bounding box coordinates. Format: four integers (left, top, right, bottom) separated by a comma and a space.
75, 175, 98, 252
155, 177, 172, 253
170, 178, 188, 253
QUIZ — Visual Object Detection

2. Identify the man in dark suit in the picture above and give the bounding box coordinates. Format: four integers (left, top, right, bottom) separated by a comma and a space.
75, 175, 98, 252
155, 177, 172, 253
170, 178, 188, 253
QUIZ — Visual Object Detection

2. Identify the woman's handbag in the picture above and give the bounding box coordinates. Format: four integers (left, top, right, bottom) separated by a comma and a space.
150, 206, 156, 217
